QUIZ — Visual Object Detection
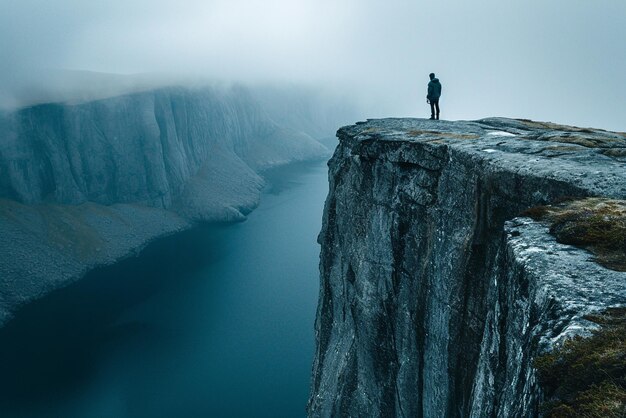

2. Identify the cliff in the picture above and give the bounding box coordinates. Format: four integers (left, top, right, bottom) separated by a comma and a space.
0, 85, 339, 326
309, 118, 626, 417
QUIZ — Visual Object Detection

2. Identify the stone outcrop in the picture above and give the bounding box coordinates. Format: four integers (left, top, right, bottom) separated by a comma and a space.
309, 118, 626, 417
0, 85, 340, 326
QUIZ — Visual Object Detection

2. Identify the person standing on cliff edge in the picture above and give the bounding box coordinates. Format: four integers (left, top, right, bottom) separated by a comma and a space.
427, 73, 442, 120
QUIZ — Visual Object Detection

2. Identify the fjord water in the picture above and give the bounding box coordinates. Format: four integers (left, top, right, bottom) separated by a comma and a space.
0, 160, 328, 418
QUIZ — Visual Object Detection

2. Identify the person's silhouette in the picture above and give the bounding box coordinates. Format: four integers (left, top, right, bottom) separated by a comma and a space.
427, 73, 442, 120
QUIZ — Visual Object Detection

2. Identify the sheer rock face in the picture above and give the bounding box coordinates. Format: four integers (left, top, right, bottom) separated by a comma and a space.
0, 85, 331, 326
309, 118, 626, 417
0, 86, 328, 208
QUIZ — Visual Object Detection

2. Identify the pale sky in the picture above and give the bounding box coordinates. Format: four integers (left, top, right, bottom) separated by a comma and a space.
1, 0, 625, 130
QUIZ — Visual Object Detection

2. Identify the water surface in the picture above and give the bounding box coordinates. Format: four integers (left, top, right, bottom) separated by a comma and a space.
0, 160, 328, 418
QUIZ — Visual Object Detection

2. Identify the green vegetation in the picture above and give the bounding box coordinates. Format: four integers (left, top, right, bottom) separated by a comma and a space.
516, 119, 626, 155
522, 198, 626, 271
516, 119, 598, 134
534, 308, 626, 418
603, 149, 626, 158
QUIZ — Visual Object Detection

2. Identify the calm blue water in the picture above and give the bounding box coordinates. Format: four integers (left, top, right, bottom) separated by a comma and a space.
0, 160, 328, 418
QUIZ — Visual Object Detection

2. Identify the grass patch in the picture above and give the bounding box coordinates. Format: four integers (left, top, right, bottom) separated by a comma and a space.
534, 308, 626, 418
521, 198, 626, 271
516, 119, 598, 134
547, 137, 598, 148
515, 119, 626, 155
602, 149, 626, 158
531, 134, 621, 150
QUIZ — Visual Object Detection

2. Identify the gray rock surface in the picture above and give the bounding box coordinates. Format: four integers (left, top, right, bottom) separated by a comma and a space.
309, 118, 626, 417
0, 85, 336, 326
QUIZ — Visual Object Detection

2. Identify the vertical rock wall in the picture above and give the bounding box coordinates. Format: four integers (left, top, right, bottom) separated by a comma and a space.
309, 118, 626, 417
0, 86, 327, 208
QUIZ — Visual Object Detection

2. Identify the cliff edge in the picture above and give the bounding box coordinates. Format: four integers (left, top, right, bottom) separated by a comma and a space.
309, 118, 626, 417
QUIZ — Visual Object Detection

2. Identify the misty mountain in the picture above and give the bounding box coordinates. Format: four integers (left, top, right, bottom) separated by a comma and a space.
0, 83, 356, 326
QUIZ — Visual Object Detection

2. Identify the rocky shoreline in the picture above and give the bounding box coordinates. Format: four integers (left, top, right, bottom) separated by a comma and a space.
0, 85, 337, 327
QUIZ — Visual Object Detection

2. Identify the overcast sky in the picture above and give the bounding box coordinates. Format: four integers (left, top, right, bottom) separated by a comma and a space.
1, 0, 625, 130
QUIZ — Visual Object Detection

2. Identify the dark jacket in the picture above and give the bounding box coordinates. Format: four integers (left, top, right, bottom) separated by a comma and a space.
427, 78, 442, 101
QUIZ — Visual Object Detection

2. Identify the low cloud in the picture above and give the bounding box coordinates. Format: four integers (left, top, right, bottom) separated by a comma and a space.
1, 0, 625, 130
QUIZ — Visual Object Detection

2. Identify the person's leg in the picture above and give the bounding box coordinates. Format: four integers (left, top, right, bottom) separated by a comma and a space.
435, 100, 440, 120
430, 101, 435, 119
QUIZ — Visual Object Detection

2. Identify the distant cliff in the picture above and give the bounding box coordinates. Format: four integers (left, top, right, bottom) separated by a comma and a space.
0, 85, 344, 326
309, 118, 626, 417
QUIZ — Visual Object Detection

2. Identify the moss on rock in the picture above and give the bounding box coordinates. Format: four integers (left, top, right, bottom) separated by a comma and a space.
522, 198, 626, 271
534, 308, 626, 418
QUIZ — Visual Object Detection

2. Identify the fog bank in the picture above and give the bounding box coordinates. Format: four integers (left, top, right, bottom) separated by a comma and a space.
1, 0, 625, 130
